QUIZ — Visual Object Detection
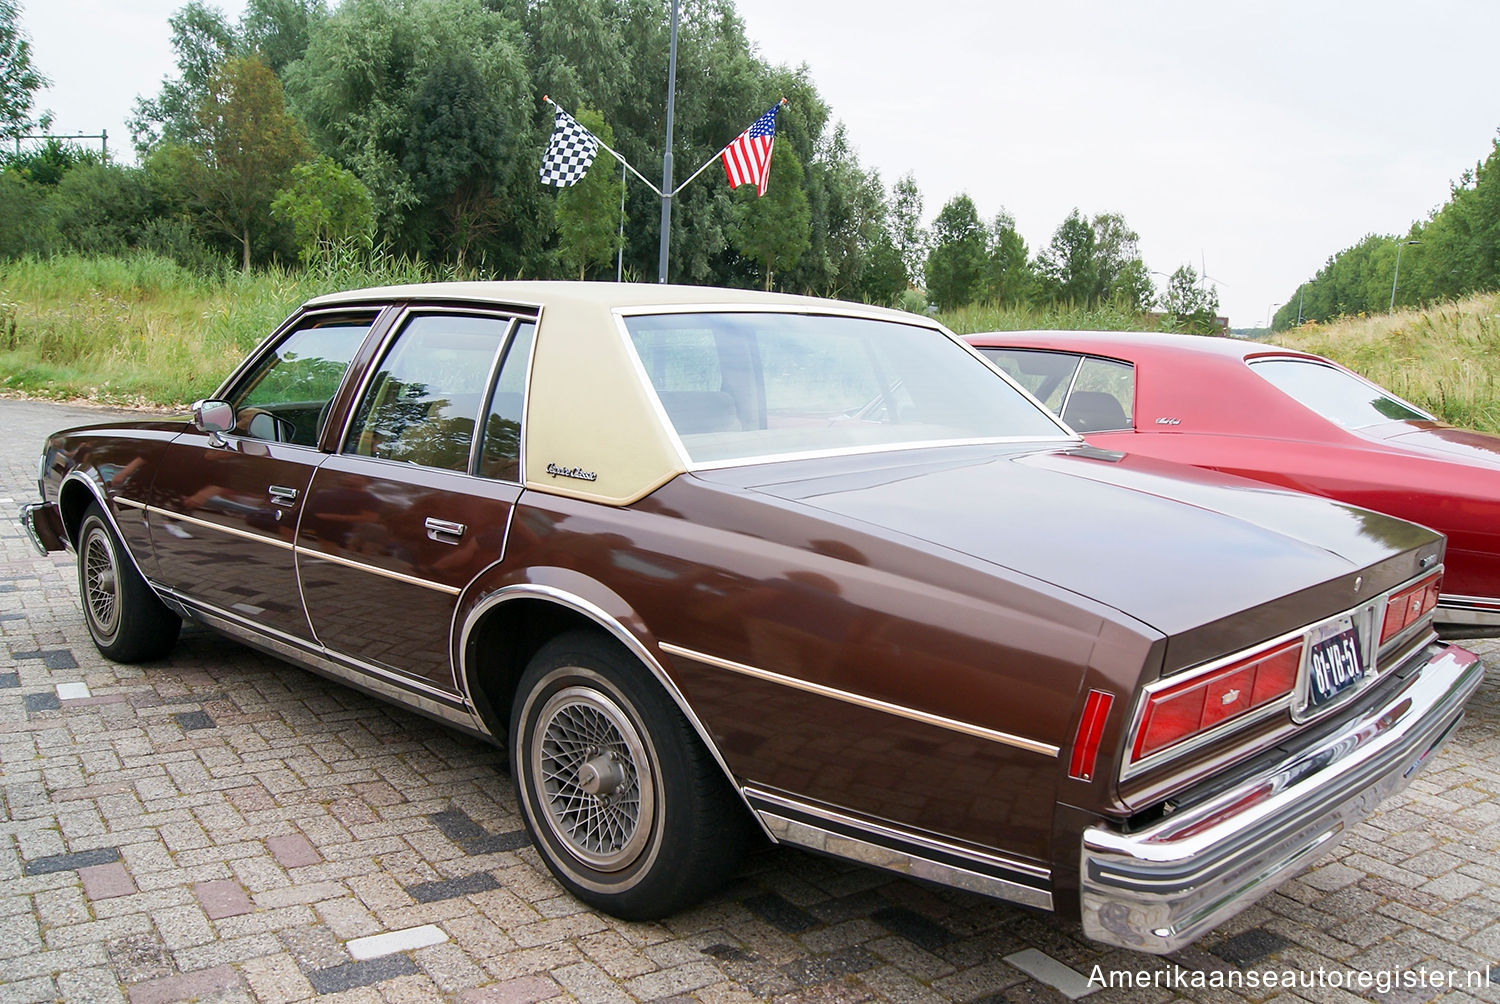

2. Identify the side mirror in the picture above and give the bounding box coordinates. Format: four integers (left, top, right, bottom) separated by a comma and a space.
192, 399, 236, 445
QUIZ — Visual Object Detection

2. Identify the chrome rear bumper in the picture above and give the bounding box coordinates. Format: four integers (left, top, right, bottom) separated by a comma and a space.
1080, 641, 1482, 953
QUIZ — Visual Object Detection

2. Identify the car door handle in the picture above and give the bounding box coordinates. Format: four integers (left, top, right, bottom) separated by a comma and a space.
424, 517, 467, 544
268, 485, 299, 506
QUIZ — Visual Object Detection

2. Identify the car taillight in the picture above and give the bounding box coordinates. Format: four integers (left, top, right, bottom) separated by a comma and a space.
1131, 639, 1302, 762
1069, 689, 1114, 781
1380, 572, 1442, 646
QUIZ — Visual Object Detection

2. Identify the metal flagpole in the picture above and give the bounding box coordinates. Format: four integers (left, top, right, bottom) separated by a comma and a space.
657, 0, 680, 283
617, 160, 627, 282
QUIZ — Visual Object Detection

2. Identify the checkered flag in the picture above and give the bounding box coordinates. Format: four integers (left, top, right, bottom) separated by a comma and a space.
539, 106, 600, 188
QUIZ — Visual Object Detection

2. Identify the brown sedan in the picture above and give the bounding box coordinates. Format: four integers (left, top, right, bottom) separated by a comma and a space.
19, 282, 1482, 952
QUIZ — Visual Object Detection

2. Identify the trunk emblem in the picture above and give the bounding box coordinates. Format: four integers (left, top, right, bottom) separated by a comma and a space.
1220, 688, 1241, 705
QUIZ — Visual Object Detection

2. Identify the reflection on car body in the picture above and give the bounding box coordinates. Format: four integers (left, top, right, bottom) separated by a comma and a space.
19, 283, 1482, 953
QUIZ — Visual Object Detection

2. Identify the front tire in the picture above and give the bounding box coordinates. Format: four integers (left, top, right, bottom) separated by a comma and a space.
77, 502, 181, 662
510, 631, 749, 919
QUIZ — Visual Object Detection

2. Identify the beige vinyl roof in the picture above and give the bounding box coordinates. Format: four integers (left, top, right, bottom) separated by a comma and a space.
304, 282, 934, 506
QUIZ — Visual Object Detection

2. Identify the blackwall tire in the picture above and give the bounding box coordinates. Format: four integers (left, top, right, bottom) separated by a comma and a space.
510, 630, 749, 919
77, 502, 181, 663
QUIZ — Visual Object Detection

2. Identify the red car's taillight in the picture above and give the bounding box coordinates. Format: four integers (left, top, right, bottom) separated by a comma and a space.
1380, 572, 1442, 646
1131, 639, 1303, 762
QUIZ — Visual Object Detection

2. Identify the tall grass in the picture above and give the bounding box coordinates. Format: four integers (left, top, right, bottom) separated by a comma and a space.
1273, 292, 1500, 432
0, 247, 470, 407
5, 254, 1500, 431
936, 300, 1152, 335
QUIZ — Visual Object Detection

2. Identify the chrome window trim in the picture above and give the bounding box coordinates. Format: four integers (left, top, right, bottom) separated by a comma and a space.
661, 641, 1060, 757
211, 305, 387, 405
335, 304, 538, 463
456, 583, 770, 837
611, 305, 1079, 474
468, 318, 518, 476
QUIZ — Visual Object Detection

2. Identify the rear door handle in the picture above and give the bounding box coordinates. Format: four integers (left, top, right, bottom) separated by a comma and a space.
268, 485, 299, 506
424, 517, 467, 544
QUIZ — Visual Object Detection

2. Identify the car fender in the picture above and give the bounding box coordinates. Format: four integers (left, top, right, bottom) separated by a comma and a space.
454, 564, 766, 831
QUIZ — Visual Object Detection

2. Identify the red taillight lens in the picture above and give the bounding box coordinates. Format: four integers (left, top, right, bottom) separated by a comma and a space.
1380, 572, 1442, 646
1068, 689, 1114, 781
1132, 639, 1302, 762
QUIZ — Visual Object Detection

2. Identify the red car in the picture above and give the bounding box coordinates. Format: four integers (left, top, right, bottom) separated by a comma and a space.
966, 330, 1500, 637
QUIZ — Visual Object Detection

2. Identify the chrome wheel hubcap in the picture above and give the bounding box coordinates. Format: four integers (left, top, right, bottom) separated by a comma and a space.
531, 684, 654, 871
83, 527, 120, 637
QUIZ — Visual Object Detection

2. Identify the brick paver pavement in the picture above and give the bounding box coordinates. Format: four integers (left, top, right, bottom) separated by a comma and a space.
3, 397, 1499, 1003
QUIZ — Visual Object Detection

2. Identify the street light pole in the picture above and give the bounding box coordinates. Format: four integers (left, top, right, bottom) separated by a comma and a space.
656, 0, 681, 284
1389, 239, 1420, 313
1267, 303, 1280, 333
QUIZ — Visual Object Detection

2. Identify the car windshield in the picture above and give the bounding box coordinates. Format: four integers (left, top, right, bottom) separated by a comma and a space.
1249, 358, 1431, 429
624, 312, 1069, 464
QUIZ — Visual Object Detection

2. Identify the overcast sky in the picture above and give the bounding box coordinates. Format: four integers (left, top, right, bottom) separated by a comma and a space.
22, 0, 1500, 327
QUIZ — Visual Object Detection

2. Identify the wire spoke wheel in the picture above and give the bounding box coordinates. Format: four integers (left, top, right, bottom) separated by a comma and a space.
82, 523, 121, 640
531, 684, 655, 871
510, 632, 750, 919
74, 502, 180, 663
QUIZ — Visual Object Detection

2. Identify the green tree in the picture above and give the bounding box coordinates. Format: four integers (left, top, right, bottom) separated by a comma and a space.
402, 50, 510, 267
728, 142, 810, 290
1158, 264, 1221, 333
890, 172, 925, 288
49, 164, 155, 255
285, 0, 535, 265
1037, 209, 1098, 305
271, 154, 373, 262
0, 170, 49, 256
985, 210, 1032, 305
0, 0, 46, 144
129, 1, 238, 152
553, 108, 623, 280
184, 54, 312, 269
924, 194, 987, 310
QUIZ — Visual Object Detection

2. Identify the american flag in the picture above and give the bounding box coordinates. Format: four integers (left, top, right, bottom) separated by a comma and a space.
721, 103, 783, 196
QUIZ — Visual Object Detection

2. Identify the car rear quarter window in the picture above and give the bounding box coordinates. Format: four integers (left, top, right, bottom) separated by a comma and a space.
344, 313, 510, 472
478, 322, 535, 482
977, 348, 1134, 432
1249, 358, 1430, 429
625, 313, 1068, 464
1061, 357, 1134, 432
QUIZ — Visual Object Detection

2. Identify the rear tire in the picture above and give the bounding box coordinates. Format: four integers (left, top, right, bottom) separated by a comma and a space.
510, 630, 749, 919
77, 502, 181, 662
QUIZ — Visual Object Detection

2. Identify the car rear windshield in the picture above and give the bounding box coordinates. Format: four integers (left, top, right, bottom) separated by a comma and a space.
624, 312, 1069, 464
1249, 358, 1431, 429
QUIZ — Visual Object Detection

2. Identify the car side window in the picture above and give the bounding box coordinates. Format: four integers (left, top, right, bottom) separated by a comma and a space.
344, 313, 509, 472
227, 313, 375, 447
478, 322, 535, 481
1061, 357, 1134, 432
977, 348, 1082, 412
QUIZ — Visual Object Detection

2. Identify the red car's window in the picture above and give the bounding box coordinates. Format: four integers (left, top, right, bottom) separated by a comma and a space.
1062, 357, 1134, 432
978, 347, 1080, 412
1249, 358, 1430, 429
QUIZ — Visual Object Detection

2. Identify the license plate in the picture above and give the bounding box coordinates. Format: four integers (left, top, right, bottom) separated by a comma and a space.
1306, 618, 1365, 708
